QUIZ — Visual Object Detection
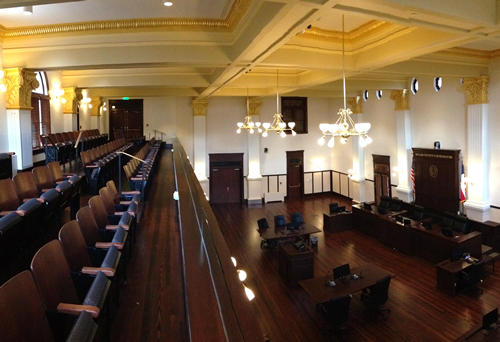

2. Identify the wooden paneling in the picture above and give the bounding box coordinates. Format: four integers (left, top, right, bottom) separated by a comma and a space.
413, 148, 460, 213
304, 173, 312, 194
332, 171, 340, 193
322, 171, 331, 192
340, 174, 349, 197
313, 172, 322, 193
286, 150, 303, 200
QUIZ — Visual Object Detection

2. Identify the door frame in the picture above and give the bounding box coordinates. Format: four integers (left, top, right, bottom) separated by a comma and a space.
286, 150, 304, 200
209, 153, 244, 204
108, 99, 144, 141
372, 154, 391, 205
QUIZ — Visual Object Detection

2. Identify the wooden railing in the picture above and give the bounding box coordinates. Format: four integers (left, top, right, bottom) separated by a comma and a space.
171, 138, 264, 341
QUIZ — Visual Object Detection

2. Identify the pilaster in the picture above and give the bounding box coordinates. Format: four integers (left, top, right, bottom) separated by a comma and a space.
246, 97, 263, 204
4, 68, 39, 170
63, 87, 78, 131
350, 99, 366, 203
390, 89, 413, 202
461, 76, 490, 221
192, 98, 209, 195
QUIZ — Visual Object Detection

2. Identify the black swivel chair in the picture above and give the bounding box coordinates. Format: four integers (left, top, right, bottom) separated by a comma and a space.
257, 218, 269, 233
329, 203, 339, 214
361, 275, 391, 315
257, 218, 276, 249
321, 295, 352, 331
274, 215, 286, 227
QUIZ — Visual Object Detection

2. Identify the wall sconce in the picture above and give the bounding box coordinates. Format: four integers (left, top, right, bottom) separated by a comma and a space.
51, 88, 65, 104
81, 96, 92, 109
101, 102, 108, 112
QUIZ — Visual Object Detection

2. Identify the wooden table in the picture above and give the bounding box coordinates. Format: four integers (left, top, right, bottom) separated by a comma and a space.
278, 244, 314, 283
323, 212, 352, 233
260, 223, 321, 244
299, 263, 393, 304
436, 257, 484, 296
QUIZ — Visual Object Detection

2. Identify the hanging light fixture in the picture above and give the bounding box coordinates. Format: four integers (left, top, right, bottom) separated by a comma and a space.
261, 70, 296, 138
236, 89, 262, 135
318, 15, 372, 148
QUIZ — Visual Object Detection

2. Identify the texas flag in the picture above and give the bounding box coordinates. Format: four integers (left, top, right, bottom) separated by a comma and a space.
460, 164, 466, 202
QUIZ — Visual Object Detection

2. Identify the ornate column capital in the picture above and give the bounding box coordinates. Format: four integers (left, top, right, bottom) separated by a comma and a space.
62, 87, 76, 114
74, 88, 83, 113
4, 68, 39, 110
192, 98, 209, 116
347, 96, 363, 114
390, 89, 410, 110
89, 96, 103, 116
462, 75, 489, 105
247, 97, 262, 116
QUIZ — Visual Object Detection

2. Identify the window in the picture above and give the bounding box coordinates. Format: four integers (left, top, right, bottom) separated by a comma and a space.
410, 78, 419, 94
31, 71, 50, 147
434, 77, 442, 92
376, 90, 383, 100
363, 90, 368, 101
281, 97, 307, 134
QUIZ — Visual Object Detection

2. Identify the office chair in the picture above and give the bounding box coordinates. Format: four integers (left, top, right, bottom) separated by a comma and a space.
291, 212, 303, 225
320, 295, 352, 330
329, 203, 339, 214
274, 215, 286, 227
361, 275, 391, 316
257, 218, 269, 233
459, 262, 484, 294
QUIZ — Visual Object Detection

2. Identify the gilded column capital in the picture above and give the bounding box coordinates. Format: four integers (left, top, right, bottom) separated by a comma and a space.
247, 97, 262, 116
4, 68, 39, 110
62, 87, 76, 114
89, 96, 103, 116
390, 89, 410, 111
192, 98, 209, 116
74, 88, 83, 113
347, 96, 363, 114
462, 75, 489, 105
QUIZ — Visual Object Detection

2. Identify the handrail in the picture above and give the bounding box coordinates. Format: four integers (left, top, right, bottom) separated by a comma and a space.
115, 151, 148, 164
171, 138, 264, 341
74, 131, 83, 149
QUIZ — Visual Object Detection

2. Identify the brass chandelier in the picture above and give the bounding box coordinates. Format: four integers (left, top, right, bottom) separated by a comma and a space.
318, 15, 372, 148
236, 90, 263, 134
261, 70, 296, 138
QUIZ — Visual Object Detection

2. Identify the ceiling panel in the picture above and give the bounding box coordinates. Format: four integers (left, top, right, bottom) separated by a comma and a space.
313, 11, 373, 32
0, 0, 234, 27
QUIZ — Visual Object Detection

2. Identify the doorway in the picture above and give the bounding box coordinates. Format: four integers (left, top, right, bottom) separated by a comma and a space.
372, 154, 391, 205
286, 150, 304, 200
109, 99, 144, 141
209, 153, 243, 204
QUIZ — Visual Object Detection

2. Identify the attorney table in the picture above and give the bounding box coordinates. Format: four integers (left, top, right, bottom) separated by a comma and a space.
352, 205, 482, 263
323, 211, 352, 233
299, 263, 393, 304
260, 223, 321, 244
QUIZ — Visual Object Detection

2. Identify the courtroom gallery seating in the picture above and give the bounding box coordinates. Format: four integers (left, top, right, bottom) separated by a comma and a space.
30, 240, 111, 340
0, 270, 97, 342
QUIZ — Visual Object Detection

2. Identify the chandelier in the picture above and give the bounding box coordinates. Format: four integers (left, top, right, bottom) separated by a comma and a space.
261, 70, 296, 138
318, 15, 372, 148
236, 90, 262, 134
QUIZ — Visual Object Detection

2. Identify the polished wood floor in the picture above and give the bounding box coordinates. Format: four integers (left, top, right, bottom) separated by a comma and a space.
212, 196, 500, 342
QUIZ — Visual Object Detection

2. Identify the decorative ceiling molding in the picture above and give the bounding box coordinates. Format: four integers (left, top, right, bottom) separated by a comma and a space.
298, 20, 388, 42
1, 0, 250, 38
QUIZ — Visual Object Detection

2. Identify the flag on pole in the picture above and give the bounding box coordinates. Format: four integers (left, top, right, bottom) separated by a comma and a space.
460, 164, 466, 203
410, 162, 416, 202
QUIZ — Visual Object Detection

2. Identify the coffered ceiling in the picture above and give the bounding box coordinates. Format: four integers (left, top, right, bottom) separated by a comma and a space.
1, 0, 498, 98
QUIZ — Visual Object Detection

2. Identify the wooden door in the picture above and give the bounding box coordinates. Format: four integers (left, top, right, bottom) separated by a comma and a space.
209, 153, 243, 204
286, 150, 304, 200
109, 99, 143, 141
373, 154, 391, 205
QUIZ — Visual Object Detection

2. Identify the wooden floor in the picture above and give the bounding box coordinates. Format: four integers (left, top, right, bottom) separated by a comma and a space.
110, 150, 499, 341
212, 196, 500, 342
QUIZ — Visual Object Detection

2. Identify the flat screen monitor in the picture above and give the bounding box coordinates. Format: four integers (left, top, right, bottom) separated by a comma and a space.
333, 264, 350, 280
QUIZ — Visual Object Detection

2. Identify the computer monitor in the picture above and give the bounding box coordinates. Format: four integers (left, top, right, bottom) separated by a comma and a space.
333, 264, 350, 280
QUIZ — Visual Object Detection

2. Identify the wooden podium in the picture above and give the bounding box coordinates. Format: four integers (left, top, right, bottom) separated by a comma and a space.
278, 244, 314, 283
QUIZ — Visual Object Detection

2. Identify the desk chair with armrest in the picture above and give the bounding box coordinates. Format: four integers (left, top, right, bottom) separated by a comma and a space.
459, 261, 484, 294
274, 215, 286, 227
320, 295, 352, 332
257, 218, 275, 249
361, 275, 391, 316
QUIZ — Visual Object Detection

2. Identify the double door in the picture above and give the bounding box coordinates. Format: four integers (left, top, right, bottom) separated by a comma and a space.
109, 99, 143, 141
209, 153, 243, 204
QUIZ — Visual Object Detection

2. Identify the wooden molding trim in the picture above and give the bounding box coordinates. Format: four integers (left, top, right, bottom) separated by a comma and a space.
0, 0, 250, 38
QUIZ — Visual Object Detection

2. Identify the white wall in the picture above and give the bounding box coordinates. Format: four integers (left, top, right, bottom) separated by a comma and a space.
0, 42, 7, 152
47, 71, 65, 133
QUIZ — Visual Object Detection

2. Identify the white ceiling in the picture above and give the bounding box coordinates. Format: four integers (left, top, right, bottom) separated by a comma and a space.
0, 0, 234, 27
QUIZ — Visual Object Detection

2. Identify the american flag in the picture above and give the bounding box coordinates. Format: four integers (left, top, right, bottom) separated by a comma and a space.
460, 164, 466, 202
410, 163, 415, 201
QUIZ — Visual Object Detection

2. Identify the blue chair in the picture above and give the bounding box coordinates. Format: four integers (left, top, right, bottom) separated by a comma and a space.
291, 212, 303, 225
274, 215, 286, 227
